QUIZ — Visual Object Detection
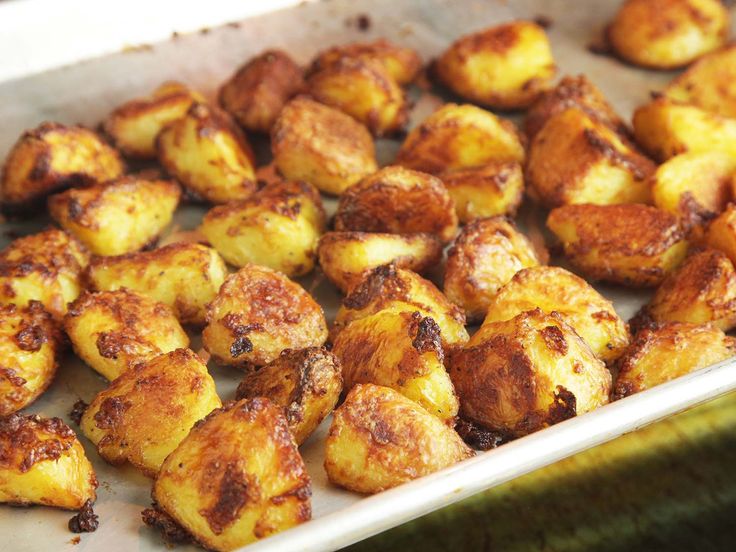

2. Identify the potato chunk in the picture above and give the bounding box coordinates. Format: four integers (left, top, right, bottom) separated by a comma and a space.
614, 322, 736, 399
203, 264, 328, 367
547, 204, 689, 287
235, 347, 342, 445
527, 108, 654, 208
334, 166, 459, 242
449, 309, 611, 437
0, 228, 89, 319
483, 266, 630, 363
219, 50, 304, 133
48, 177, 180, 256
332, 265, 469, 348
0, 414, 97, 509
324, 384, 472, 494
146, 398, 311, 551
1, 122, 124, 212
317, 231, 442, 293
271, 97, 377, 195
157, 103, 256, 204
80, 348, 221, 476
200, 180, 324, 277
444, 217, 540, 323
0, 302, 61, 415
104, 81, 204, 158
395, 103, 525, 174
704, 204, 736, 265
86, 243, 227, 325
64, 289, 189, 381
607, 0, 729, 69
434, 20, 555, 110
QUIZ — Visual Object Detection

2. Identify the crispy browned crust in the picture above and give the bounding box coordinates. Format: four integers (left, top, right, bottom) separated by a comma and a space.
0, 414, 79, 473
141, 504, 194, 544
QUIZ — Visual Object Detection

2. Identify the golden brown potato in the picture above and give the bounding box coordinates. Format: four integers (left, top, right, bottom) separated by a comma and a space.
449, 309, 611, 437
48, 177, 181, 256
0, 414, 97, 509
157, 103, 256, 204
395, 103, 525, 174
607, 0, 729, 69
614, 322, 736, 399
235, 347, 342, 445
317, 231, 442, 293
444, 217, 540, 323
146, 398, 311, 551
64, 289, 189, 381
80, 348, 221, 476
332, 310, 459, 422
203, 264, 328, 367
434, 20, 555, 110
547, 204, 689, 287
527, 108, 655, 208
438, 161, 524, 222
200, 180, 325, 277
219, 50, 304, 133
0, 228, 89, 319
1, 122, 124, 212
271, 96, 378, 195
332, 264, 469, 348
483, 266, 630, 363
333, 166, 459, 242
704, 204, 736, 265
104, 81, 204, 158
324, 384, 472, 494
86, 242, 227, 325
0, 302, 62, 416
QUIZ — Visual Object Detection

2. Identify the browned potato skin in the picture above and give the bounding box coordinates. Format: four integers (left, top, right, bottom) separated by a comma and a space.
219, 50, 304, 134
0, 302, 62, 416
236, 347, 342, 445
704, 204, 736, 265
324, 384, 473, 494
614, 322, 736, 399
334, 166, 459, 243
444, 217, 540, 323
203, 264, 328, 367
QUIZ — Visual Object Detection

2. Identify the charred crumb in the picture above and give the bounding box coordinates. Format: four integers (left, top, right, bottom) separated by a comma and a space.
142, 504, 193, 544
345, 13, 372, 31
533, 15, 553, 29
69, 400, 88, 426
230, 336, 254, 358
69, 536, 81, 545
68, 500, 98, 533
455, 419, 510, 451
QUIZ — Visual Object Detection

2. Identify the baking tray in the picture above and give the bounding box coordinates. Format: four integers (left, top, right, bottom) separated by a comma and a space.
1, 1, 736, 551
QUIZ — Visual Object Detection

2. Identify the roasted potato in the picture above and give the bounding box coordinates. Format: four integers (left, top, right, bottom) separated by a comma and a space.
527, 108, 655, 208
449, 309, 611, 437
1, 122, 124, 212
0, 228, 89, 319
333, 166, 459, 242
607, 0, 729, 69
332, 264, 469, 348
0, 302, 62, 415
317, 231, 442, 293
146, 398, 311, 551
324, 384, 472, 494
444, 217, 541, 323
704, 204, 736, 265
235, 347, 342, 445
614, 322, 736, 398
104, 81, 204, 158
271, 96, 377, 195
434, 20, 555, 110
200, 180, 325, 277
157, 103, 256, 204
48, 177, 180, 256
80, 348, 221, 476
0, 414, 97, 509
64, 289, 189, 381
86, 242, 227, 325
203, 264, 328, 367
219, 50, 304, 133
483, 266, 630, 363
547, 204, 689, 287
395, 103, 525, 174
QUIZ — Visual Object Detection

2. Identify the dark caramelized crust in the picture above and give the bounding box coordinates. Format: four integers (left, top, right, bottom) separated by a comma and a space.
68, 499, 99, 533
0, 414, 76, 472
142, 504, 193, 544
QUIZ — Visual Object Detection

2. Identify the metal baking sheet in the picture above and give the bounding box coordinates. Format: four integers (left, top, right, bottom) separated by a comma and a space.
1, 1, 735, 551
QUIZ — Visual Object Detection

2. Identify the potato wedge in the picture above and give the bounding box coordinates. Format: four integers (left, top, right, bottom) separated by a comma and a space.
704, 204, 736, 265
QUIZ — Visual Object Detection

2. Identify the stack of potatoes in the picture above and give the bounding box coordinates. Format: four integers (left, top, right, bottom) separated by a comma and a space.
1, 1, 736, 549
